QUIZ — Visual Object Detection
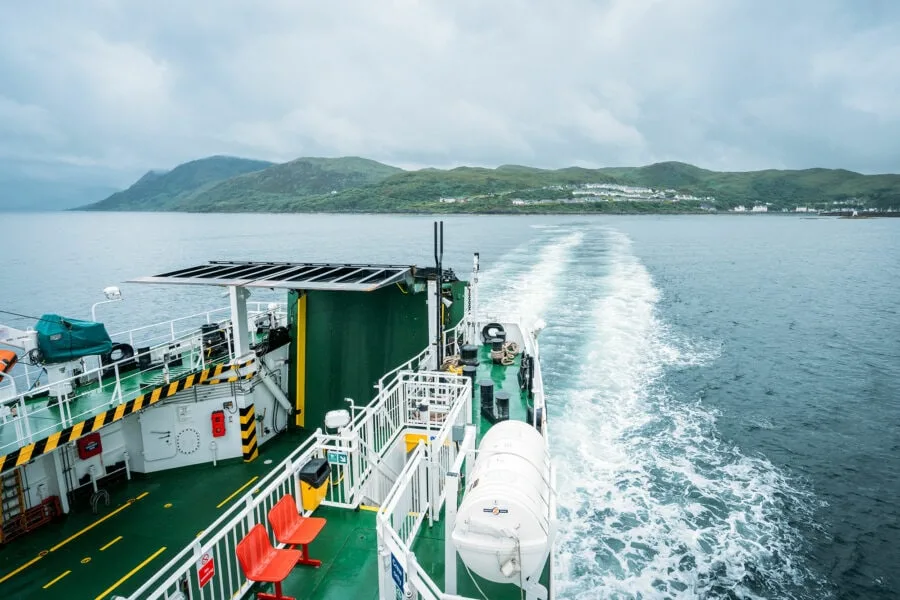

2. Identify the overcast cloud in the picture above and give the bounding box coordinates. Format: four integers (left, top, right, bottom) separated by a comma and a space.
1, 0, 899, 187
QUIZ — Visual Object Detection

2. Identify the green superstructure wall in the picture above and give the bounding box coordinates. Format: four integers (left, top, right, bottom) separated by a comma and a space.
288, 285, 427, 431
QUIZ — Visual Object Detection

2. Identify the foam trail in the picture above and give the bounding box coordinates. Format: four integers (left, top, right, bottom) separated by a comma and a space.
553, 230, 821, 599
478, 229, 583, 325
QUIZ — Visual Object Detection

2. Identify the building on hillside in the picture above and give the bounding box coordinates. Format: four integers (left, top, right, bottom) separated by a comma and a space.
732, 205, 747, 212
751, 205, 768, 212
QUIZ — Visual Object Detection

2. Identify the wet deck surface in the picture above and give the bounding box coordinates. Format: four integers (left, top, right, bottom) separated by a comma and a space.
0, 430, 308, 600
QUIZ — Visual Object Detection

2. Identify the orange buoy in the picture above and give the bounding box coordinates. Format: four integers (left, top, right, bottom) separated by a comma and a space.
0, 349, 17, 375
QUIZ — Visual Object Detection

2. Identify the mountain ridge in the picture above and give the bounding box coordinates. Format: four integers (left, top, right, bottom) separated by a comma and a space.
77, 156, 900, 213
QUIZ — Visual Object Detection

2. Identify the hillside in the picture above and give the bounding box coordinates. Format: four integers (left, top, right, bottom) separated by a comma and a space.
186, 157, 403, 211
82, 156, 274, 211
81, 157, 900, 214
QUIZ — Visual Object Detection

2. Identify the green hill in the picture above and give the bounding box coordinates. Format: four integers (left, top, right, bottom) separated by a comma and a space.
186, 157, 403, 211
81, 157, 900, 213
82, 156, 273, 211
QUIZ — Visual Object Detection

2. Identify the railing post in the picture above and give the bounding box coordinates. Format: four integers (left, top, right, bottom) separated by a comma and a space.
405, 551, 420, 600
444, 471, 459, 594
20, 395, 33, 443
113, 363, 122, 405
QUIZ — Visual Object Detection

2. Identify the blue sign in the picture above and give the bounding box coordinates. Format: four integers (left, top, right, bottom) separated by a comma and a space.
391, 553, 405, 590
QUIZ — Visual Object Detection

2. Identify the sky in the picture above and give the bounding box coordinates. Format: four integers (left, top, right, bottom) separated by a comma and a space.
1, 0, 899, 191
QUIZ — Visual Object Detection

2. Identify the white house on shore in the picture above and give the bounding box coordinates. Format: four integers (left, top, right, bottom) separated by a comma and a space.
751, 205, 768, 212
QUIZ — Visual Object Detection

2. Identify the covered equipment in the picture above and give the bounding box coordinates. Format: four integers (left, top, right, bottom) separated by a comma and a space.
34, 314, 112, 363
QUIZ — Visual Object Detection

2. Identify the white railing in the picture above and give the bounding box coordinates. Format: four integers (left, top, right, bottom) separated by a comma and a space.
377, 390, 475, 600
127, 433, 324, 600
375, 317, 470, 396
0, 304, 286, 455
111, 303, 287, 350
127, 369, 470, 600
376, 374, 474, 600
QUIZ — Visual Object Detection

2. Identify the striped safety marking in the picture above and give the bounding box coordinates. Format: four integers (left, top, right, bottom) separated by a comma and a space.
239, 404, 258, 463
0, 359, 256, 474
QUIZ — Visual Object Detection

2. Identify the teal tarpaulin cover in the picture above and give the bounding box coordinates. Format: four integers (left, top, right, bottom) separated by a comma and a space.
35, 314, 113, 363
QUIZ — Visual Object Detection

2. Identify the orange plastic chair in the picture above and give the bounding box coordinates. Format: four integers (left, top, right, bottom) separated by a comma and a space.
268, 494, 327, 568
236, 524, 303, 600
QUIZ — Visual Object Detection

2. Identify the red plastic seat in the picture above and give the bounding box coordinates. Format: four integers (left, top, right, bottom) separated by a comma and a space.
236, 524, 303, 600
268, 494, 327, 568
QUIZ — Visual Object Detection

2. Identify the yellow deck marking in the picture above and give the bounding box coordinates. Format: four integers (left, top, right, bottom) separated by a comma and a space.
81, 557, 91, 564
94, 546, 166, 600
216, 476, 259, 509
100, 536, 123, 551
42, 569, 71, 589
0, 555, 43, 585
50, 493, 147, 552
359, 504, 379, 512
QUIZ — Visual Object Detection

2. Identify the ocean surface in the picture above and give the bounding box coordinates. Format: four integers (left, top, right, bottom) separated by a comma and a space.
1, 212, 898, 599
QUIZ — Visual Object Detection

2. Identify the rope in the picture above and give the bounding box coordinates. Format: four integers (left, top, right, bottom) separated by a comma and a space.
500, 341, 519, 366
441, 355, 460, 370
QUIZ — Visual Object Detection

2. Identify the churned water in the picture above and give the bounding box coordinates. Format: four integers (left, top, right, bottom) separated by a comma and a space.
1, 212, 898, 599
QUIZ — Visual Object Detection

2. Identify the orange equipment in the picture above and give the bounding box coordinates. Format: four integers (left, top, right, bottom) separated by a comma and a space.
0, 350, 17, 377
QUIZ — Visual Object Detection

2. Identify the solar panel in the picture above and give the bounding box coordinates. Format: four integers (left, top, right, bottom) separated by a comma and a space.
129, 261, 413, 292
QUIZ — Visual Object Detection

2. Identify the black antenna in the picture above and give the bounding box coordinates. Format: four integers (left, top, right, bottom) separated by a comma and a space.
434, 221, 444, 367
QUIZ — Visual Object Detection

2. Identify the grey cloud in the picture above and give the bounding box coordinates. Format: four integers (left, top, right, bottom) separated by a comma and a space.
0, 0, 898, 192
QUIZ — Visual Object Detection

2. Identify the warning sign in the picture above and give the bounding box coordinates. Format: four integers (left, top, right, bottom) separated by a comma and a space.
197, 550, 215, 587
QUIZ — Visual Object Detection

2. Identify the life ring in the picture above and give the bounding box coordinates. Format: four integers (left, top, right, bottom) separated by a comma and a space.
0, 350, 18, 376
481, 322, 505, 343
100, 343, 136, 375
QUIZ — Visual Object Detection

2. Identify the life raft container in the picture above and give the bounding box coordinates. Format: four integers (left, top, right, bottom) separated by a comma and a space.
0, 349, 18, 375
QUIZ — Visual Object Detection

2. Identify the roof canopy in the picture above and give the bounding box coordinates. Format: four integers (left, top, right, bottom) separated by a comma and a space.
130, 261, 413, 292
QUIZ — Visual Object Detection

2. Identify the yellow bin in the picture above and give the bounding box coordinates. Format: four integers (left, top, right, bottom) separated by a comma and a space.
298, 457, 330, 512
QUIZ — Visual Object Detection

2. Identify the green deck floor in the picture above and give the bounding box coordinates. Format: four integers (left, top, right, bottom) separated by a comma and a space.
0, 430, 309, 600
474, 343, 531, 437
273, 506, 380, 600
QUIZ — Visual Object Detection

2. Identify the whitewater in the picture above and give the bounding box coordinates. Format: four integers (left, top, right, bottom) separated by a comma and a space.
478, 225, 822, 600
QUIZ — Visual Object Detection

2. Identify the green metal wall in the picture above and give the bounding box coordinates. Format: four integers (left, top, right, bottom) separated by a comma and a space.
288, 278, 468, 431
289, 285, 429, 431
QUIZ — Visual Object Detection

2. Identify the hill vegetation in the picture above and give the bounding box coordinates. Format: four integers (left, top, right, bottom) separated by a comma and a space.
82, 156, 274, 211
80, 156, 900, 214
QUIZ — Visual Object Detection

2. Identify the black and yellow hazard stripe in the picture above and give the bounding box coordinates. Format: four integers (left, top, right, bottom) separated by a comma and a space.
240, 405, 258, 463
0, 359, 257, 474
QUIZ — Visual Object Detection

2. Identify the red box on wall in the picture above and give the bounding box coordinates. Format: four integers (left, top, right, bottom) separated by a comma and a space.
211, 410, 226, 438
77, 432, 102, 460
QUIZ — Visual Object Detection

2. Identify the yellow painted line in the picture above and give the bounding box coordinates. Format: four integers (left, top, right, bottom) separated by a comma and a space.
42, 569, 71, 589
100, 535, 123, 551
359, 504, 379, 512
0, 554, 43, 585
50, 493, 147, 552
216, 476, 259, 509
94, 546, 166, 600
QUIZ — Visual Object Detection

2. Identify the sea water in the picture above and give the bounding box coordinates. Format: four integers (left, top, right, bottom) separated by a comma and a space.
1, 212, 898, 599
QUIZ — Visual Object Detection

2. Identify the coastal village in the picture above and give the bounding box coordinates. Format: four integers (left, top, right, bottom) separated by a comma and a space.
438, 183, 896, 215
